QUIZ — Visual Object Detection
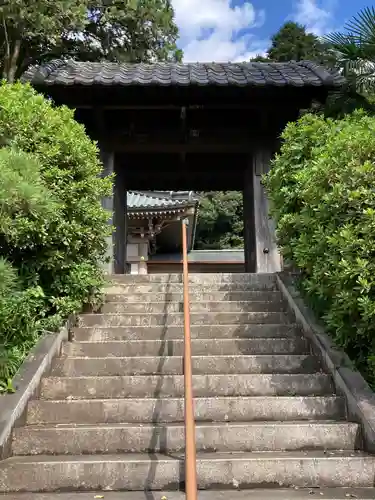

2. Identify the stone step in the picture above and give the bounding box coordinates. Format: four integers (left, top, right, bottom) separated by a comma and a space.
107, 282, 277, 293
72, 324, 300, 341
108, 272, 277, 286
26, 396, 344, 425
78, 311, 290, 327
101, 300, 285, 314
1, 451, 374, 491
40, 373, 331, 400
50, 354, 320, 376
105, 290, 282, 302
62, 338, 309, 357
12, 421, 360, 456
5, 489, 375, 500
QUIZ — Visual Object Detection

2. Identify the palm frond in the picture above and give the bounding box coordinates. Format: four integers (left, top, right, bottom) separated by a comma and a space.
323, 7, 375, 99
334, 58, 375, 92
324, 36, 366, 67
355, 70, 375, 93
324, 86, 375, 118
345, 6, 375, 44
323, 33, 367, 59
324, 32, 356, 47
342, 57, 375, 74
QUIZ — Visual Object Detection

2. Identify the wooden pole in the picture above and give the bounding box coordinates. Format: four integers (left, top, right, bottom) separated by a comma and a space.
181, 218, 198, 500
243, 158, 256, 272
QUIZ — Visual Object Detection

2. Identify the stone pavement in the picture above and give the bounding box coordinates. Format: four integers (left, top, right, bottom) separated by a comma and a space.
3, 488, 375, 499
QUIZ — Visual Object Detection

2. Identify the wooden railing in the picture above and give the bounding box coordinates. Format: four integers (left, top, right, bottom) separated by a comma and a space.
181, 218, 198, 500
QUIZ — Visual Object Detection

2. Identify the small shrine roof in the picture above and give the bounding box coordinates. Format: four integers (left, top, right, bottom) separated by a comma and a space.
127, 191, 199, 217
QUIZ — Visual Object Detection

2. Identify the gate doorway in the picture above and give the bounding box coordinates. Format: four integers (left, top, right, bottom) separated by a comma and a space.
22, 60, 343, 274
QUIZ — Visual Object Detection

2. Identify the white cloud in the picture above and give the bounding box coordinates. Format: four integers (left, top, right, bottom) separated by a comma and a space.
172, 0, 267, 62
292, 0, 336, 36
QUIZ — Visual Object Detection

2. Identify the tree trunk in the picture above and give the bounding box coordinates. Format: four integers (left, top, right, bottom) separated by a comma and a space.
6, 39, 21, 82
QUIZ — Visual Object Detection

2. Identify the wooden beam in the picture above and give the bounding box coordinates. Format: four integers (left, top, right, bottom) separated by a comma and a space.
73, 103, 306, 112
77, 104, 182, 110
113, 162, 127, 274
102, 142, 254, 153
125, 180, 243, 191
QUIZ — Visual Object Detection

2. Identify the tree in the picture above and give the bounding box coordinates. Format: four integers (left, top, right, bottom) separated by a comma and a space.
250, 55, 270, 62
267, 22, 332, 64
251, 22, 333, 65
195, 192, 244, 250
67, 0, 181, 63
0, 0, 87, 82
0, 0, 181, 82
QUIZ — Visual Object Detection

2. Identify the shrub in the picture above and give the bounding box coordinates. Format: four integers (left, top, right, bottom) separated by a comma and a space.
0, 82, 112, 311
0, 83, 112, 388
265, 110, 375, 385
0, 258, 45, 392
0, 148, 55, 389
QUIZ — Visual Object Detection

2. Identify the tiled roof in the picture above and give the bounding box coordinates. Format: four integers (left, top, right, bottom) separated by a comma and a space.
127, 191, 198, 212
22, 60, 345, 88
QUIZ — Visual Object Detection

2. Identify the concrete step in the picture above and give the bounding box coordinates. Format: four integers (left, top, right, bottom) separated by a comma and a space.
5, 489, 375, 500
1, 451, 375, 491
100, 300, 285, 314
107, 282, 278, 293
78, 311, 290, 327
62, 338, 309, 357
12, 421, 360, 456
40, 373, 331, 400
26, 396, 344, 425
105, 290, 283, 302
50, 354, 320, 376
108, 273, 277, 286
72, 324, 300, 341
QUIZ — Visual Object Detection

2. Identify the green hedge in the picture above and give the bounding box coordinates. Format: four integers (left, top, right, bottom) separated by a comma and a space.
265, 110, 375, 386
0, 83, 112, 390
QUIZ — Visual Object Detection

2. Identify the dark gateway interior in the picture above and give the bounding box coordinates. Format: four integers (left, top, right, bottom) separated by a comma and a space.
22, 60, 344, 273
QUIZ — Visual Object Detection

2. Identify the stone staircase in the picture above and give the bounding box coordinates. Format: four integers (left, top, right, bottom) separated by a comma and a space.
1, 273, 375, 498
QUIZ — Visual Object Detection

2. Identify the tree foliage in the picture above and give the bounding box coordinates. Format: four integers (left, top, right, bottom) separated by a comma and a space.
0, 0, 181, 82
251, 22, 334, 65
0, 83, 111, 389
265, 110, 375, 386
250, 55, 270, 62
195, 192, 244, 250
268, 22, 331, 63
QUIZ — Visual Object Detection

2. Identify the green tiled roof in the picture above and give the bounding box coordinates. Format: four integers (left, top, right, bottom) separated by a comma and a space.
127, 191, 198, 211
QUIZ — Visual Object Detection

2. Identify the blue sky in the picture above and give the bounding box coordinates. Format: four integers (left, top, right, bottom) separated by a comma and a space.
172, 0, 372, 62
